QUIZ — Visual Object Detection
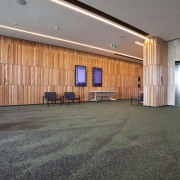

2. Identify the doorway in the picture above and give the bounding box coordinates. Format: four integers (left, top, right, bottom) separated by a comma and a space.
175, 61, 180, 106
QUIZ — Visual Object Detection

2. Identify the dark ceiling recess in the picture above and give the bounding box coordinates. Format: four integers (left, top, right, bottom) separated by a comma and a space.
63, 0, 149, 36
114, 53, 142, 61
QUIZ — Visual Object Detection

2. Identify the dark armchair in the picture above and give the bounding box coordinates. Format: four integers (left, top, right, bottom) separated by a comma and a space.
43, 92, 62, 106
64, 92, 80, 105
131, 92, 143, 105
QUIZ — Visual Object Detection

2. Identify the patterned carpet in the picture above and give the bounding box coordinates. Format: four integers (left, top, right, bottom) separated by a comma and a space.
0, 100, 180, 180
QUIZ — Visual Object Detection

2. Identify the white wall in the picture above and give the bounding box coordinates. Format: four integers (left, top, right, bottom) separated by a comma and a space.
168, 39, 180, 105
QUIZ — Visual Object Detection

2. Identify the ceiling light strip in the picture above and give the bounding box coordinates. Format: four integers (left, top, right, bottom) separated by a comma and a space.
50, 0, 149, 40
135, 42, 144, 46
63, 0, 149, 36
114, 53, 142, 61
0, 25, 143, 61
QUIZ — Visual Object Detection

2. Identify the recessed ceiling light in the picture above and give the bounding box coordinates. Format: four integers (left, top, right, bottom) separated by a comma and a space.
54, 26, 60, 30
16, 0, 27, 5
119, 35, 125, 39
0, 24, 143, 61
12, 22, 18, 26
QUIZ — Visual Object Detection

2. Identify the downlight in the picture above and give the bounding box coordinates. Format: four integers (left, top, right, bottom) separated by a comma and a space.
16, 0, 27, 5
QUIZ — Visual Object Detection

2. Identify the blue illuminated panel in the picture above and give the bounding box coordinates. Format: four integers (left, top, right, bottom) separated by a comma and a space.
92, 67, 102, 86
75, 65, 86, 86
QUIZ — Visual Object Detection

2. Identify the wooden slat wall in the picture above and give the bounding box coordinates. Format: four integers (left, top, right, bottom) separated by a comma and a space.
143, 37, 168, 107
0, 36, 143, 106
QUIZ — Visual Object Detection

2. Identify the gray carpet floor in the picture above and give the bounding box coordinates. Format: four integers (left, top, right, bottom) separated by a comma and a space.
0, 100, 180, 180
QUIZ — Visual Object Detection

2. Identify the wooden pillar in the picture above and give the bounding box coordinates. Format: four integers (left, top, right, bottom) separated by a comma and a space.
143, 37, 168, 107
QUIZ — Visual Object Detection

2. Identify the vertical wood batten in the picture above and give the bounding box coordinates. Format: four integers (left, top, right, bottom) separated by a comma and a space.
0, 35, 143, 106
143, 37, 168, 107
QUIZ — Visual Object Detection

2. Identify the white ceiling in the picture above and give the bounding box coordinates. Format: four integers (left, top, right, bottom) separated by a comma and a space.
0, 0, 180, 64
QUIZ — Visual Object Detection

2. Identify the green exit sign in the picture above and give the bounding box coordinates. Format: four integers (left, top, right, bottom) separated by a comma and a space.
111, 44, 117, 48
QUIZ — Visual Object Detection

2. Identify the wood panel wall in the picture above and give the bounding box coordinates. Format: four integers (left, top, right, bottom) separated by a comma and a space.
143, 37, 168, 107
0, 36, 143, 106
